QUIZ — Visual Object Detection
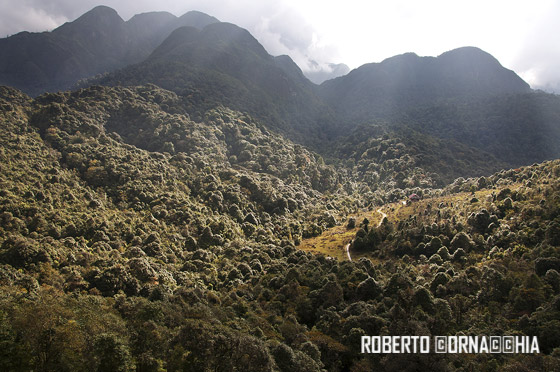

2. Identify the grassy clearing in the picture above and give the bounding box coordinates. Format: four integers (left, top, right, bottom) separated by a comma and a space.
298, 208, 385, 260
299, 182, 525, 261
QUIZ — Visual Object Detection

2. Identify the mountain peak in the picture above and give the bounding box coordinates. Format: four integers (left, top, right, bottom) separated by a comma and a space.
127, 11, 177, 27
178, 11, 220, 28
381, 52, 420, 63
437, 46, 501, 68
201, 22, 270, 58
70, 5, 123, 25
319, 46, 532, 123
83, 5, 119, 15
439, 46, 495, 58
147, 21, 270, 63
377, 52, 428, 72
436, 46, 530, 93
55, 5, 124, 34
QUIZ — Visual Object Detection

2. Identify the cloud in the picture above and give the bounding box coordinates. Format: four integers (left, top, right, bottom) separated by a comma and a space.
512, 1, 560, 92
0, 1, 66, 36
250, 7, 339, 69
266, 7, 314, 51
0, 0, 344, 82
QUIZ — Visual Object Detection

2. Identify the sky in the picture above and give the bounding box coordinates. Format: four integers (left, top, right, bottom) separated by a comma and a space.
0, 0, 559, 91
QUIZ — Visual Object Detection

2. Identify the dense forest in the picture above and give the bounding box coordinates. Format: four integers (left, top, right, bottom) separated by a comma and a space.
1, 6, 560, 372
2, 83, 560, 371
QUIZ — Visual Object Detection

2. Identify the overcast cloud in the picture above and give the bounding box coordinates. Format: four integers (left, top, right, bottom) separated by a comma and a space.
0, 0, 559, 91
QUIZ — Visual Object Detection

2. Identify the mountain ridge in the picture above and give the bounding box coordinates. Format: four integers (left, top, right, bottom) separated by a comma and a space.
1, 6, 559, 170
319, 46, 531, 124
0, 6, 220, 96
92, 20, 334, 143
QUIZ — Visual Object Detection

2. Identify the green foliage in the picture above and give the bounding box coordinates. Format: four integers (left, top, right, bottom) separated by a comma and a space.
2, 82, 560, 371
94, 333, 134, 372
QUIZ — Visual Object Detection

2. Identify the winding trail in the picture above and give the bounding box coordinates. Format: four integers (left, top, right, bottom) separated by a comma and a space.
376, 208, 387, 227
345, 208, 388, 261
345, 243, 352, 261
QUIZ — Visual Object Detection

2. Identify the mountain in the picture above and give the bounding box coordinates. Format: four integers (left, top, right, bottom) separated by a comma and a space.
124, 10, 219, 62
319, 47, 531, 124
0, 6, 219, 96
317, 47, 560, 168
93, 22, 335, 143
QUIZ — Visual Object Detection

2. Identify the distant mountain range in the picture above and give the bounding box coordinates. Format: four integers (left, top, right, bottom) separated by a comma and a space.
319, 47, 531, 123
0, 6, 219, 96
1, 5, 560, 171
305, 62, 350, 85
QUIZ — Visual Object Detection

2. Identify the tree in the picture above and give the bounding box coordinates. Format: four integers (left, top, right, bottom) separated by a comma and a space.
94, 333, 134, 372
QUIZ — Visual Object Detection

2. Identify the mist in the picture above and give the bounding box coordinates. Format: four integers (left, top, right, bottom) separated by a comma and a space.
0, 0, 559, 89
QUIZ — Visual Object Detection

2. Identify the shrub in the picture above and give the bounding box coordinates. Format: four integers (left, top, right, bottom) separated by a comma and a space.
535, 257, 560, 276
450, 232, 474, 253
356, 277, 381, 300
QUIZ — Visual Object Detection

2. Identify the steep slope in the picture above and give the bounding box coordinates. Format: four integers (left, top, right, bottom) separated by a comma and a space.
0, 6, 128, 96
0, 6, 219, 96
398, 92, 560, 166
318, 47, 560, 168
0, 85, 340, 370
53, 5, 129, 59
94, 23, 335, 143
124, 10, 219, 63
319, 47, 531, 124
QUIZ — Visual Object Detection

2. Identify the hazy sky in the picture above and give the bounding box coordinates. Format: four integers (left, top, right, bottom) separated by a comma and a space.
1, 0, 559, 91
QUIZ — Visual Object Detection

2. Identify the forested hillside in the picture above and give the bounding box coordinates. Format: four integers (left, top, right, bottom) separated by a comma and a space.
397, 92, 560, 166
91, 23, 334, 144
1, 84, 560, 371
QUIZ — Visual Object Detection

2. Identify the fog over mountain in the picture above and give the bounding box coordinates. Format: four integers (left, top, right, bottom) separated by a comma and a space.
1, 0, 560, 89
